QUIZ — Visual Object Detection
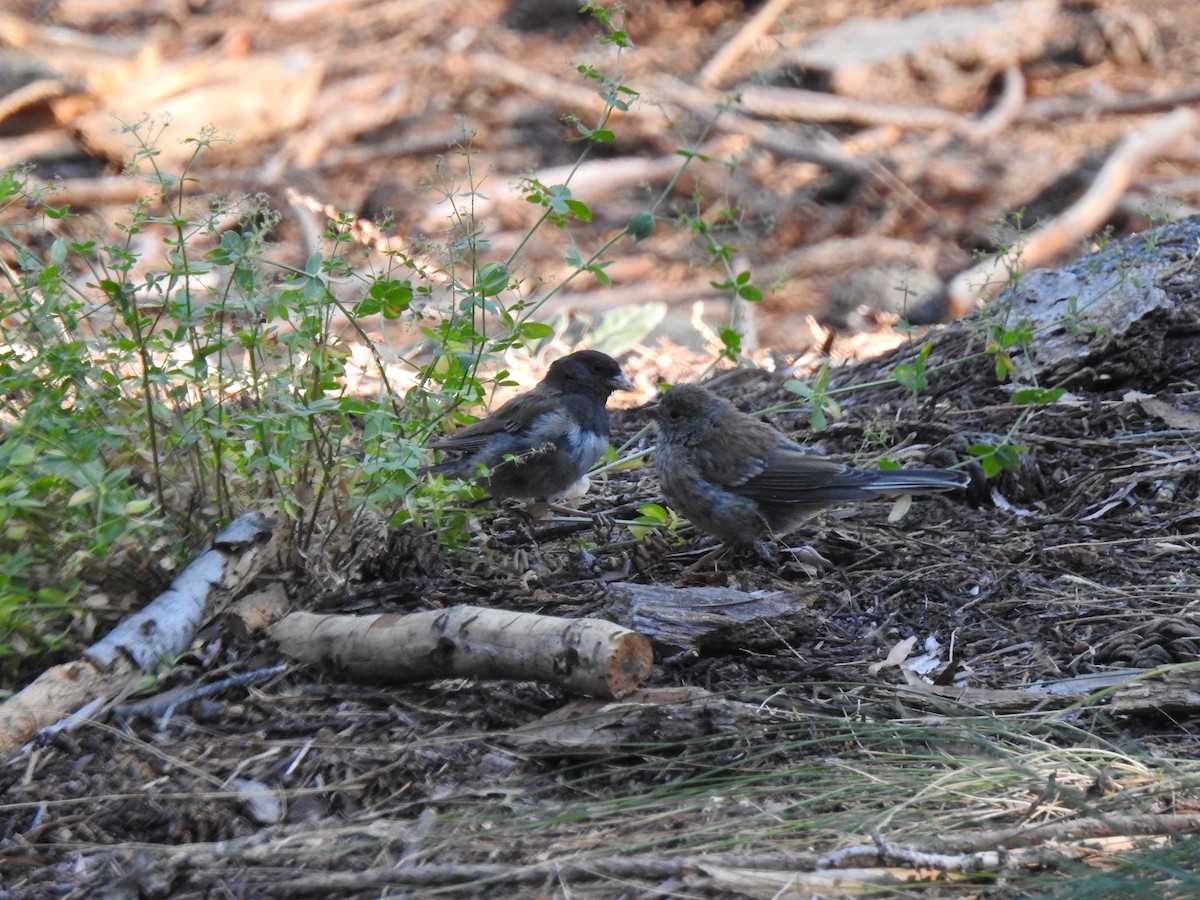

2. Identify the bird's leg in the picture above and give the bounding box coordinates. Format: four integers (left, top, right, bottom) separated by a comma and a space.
544, 501, 587, 517
544, 474, 616, 540
755, 535, 832, 574
494, 499, 540, 548
752, 539, 777, 562
543, 502, 616, 543
681, 541, 737, 574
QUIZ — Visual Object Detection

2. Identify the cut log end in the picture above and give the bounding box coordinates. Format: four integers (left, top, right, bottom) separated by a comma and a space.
605, 631, 655, 698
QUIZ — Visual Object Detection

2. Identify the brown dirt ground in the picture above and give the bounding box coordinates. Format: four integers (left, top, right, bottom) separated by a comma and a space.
4, 0, 1200, 896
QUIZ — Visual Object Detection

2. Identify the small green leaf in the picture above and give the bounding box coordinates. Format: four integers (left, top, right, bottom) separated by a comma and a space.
809, 405, 827, 432
628, 502, 678, 541
783, 379, 813, 400
625, 212, 655, 241
993, 444, 1025, 470
476, 262, 509, 297
576, 63, 604, 83
966, 442, 1026, 478
637, 503, 668, 524
359, 278, 413, 318
894, 362, 927, 394
999, 319, 1035, 348
564, 198, 592, 221
994, 352, 1015, 382
6, 444, 36, 466
586, 264, 611, 287
1012, 386, 1065, 405
518, 322, 554, 340
599, 31, 631, 49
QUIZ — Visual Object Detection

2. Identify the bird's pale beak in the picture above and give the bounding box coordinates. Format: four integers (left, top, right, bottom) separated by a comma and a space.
612, 373, 635, 392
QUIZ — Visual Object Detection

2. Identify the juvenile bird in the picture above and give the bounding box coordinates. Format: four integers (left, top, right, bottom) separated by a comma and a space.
421, 350, 634, 502
653, 383, 967, 548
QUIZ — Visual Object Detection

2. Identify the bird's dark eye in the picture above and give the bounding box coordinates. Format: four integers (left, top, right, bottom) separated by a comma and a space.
669, 409, 682, 419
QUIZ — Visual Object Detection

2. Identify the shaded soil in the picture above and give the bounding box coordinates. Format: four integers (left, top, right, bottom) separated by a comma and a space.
4, 0, 1200, 895
5, 239, 1200, 891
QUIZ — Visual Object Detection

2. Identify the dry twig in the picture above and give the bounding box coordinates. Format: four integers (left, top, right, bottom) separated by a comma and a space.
947, 106, 1198, 315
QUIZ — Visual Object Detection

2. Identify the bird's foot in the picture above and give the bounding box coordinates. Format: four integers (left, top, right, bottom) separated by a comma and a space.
493, 500, 540, 545
752, 539, 777, 562
543, 502, 616, 543
680, 542, 736, 576
589, 509, 616, 543
780, 543, 832, 576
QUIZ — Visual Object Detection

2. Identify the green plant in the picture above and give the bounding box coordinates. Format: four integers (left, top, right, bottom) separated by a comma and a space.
962, 312, 1064, 477
783, 363, 841, 432
628, 502, 681, 543
674, 184, 769, 369
892, 337, 932, 403
0, 4, 745, 665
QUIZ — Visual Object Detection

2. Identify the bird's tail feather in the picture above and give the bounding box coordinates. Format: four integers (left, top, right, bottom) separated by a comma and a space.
418, 460, 472, 479
867, 468, 968, 494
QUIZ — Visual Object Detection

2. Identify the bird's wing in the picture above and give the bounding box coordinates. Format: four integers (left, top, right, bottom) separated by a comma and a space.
686, 417, 777, 487
728, 443, 877, 505
429, 387, 560, 454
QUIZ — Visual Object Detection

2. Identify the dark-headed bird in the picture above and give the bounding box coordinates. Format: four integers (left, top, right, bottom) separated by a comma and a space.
421, 350, 634, 502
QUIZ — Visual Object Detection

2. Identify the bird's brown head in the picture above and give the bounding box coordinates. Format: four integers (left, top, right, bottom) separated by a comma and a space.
654, 383, 730, 446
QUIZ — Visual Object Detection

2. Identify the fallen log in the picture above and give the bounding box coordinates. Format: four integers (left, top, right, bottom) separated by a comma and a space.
235, 603, 653, 700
